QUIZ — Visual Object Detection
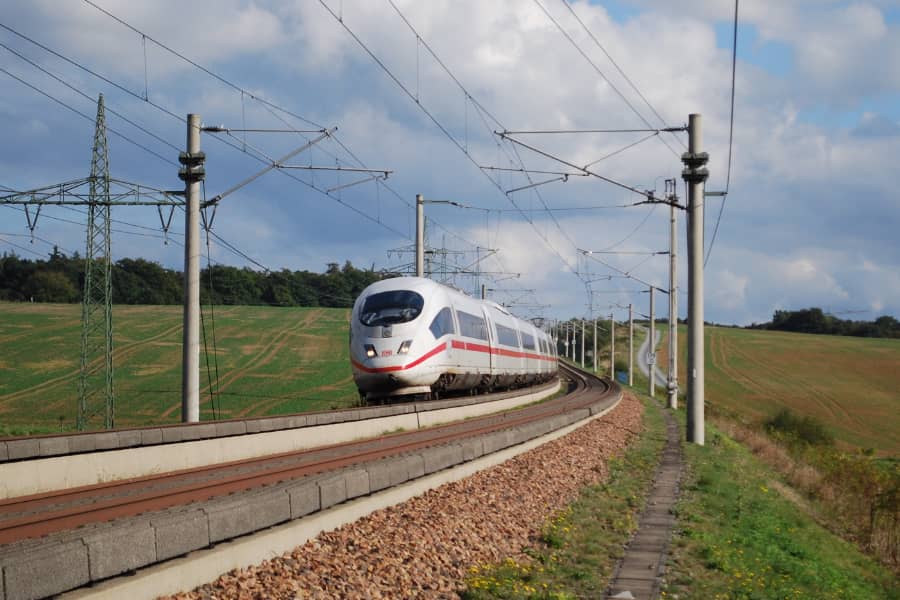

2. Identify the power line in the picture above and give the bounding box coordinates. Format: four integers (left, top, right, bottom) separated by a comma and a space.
0, 40, 179, 152
705, 0, 739, 267
80, 0, 325, 130
532, 0, 681, 158
322, 0, 580, 284
0, 66, 177, 166
0, 22, 182, 121
0, 235, 46, 258
559, 0, 686, 151
0, 20, 415, 243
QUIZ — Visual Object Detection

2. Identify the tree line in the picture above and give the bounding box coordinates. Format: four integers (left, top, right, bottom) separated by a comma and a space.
748, 307, 900, 339
0, 248, 383, 308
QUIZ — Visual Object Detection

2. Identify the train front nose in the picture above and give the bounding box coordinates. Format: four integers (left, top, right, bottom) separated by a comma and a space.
351, 329, 417, 383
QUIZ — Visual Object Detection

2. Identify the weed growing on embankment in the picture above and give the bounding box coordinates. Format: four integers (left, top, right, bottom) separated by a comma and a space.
461, 393, 666, 599
715, 411, 900, 571
664, 416, 898, 599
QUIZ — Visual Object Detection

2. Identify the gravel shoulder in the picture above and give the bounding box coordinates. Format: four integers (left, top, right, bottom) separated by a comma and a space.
166, 392, 644, 599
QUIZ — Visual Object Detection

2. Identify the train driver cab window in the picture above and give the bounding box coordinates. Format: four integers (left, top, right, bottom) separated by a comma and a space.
429, 307, 456, 339
359, 290, 424, 326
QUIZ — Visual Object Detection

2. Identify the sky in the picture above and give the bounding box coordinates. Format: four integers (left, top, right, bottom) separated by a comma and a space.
1, 0, 899, 326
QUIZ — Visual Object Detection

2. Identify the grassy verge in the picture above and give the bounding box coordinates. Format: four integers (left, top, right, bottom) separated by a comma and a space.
664, 415, 899, 599
461, 392, 666, 599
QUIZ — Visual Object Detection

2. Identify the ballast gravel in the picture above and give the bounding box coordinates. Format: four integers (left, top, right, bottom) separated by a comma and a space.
166, 393, 643, 599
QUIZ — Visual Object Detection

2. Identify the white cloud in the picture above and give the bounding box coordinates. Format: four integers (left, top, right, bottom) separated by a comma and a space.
2, 0, 900, 326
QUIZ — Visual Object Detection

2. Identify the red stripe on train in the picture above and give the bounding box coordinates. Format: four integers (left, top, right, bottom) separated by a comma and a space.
351, 342, 448, 374
353, 339, 557, 374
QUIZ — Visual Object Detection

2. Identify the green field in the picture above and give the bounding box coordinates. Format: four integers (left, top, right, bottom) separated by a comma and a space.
0, 303, 358, 433
657, 326, 900, 456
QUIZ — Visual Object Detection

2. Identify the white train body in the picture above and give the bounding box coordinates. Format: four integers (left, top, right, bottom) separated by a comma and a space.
350, 277, 558, 400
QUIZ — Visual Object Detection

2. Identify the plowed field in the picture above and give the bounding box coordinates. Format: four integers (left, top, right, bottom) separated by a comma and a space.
658, 326, 900, 455
0, 303, 357, 433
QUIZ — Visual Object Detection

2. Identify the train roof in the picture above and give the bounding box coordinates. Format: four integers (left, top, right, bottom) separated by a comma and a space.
359, 277, 543, 332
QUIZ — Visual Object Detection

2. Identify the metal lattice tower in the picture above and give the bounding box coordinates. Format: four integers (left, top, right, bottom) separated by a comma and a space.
78, 94, 115, 430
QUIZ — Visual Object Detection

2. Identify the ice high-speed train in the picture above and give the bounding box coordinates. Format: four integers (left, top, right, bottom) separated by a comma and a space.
350, 277, 558, 401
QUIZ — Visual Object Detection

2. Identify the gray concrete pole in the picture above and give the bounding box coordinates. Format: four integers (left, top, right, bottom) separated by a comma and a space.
628, 303, 634, 386
668, 199, 679, 409
580, 319, 585, 369
415, 194, 424, 277
593, 318, 597, 372
684, 113, 709, 445
610, 313, 615, 377
181, 114, 201, 423
649, 285, 656, 398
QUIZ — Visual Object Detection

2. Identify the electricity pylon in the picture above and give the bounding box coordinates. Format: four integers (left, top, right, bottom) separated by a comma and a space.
78, 94, 115, 430
2, 96, 179, 430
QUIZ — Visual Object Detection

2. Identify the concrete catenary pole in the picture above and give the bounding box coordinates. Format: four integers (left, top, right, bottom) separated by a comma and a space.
580, 319, 585, 369
610, 313, 615, 377
415, 194, 424, 277
649, 285, 656, 398
628, 303, 634, 386
668, 193, 679, 409
180, 114, 204, 423
683, 113, 709, 445
593, 318, 598, 372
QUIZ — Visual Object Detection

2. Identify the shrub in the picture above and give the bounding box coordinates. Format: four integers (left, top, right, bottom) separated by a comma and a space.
765, 408, 835, 447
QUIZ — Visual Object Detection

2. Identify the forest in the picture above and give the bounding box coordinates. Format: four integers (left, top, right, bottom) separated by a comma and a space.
0, 248, 383, 308
748, 307, 900, 339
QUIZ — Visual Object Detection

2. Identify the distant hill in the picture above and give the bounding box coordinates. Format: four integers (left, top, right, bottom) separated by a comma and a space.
0, 248, 383, 308
747, 307, 900, 339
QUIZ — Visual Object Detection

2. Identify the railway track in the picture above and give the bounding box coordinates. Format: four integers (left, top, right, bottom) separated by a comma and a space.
0, 363, 618, 599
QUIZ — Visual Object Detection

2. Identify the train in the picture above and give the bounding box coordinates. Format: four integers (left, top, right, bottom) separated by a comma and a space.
350, 276, 558, 401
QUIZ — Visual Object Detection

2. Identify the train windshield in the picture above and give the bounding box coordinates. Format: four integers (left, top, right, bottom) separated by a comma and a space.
359, 290, 425, 326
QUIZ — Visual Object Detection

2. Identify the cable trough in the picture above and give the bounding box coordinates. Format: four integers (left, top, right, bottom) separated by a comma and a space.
0, 364, 618, 599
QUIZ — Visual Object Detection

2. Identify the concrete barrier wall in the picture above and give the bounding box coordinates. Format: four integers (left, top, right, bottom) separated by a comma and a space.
0, 381, 561, 465
0, 381, 560, 500
0, 384, 619, 600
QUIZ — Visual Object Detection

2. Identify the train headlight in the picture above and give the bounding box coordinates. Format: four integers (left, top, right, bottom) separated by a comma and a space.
398, 339, 413, 355
364, 344, 377, 358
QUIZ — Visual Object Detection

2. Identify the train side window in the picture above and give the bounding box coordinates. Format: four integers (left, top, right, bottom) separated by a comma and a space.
458, 311, 488, 341
521, 332, 535, 351
429, 307, 456, 339
496, 324, 519, 347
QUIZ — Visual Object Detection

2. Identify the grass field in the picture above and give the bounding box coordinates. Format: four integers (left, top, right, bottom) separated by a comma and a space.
0, 303, 358, 433
657, 326, 900, 456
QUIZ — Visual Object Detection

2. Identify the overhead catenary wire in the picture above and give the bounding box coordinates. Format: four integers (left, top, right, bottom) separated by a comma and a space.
323, 0, 580, 287
0, 41, 179, 152
559, 0, 686, 152
705, 0, 739, 267
0, 20, 417, 244
532, 0, 681, 158
385, 0, 586, 263
0, 67, 177, 166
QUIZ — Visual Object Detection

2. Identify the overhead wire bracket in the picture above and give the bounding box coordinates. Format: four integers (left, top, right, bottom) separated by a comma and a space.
156, 204, 175, 245
505, 174, 568, 195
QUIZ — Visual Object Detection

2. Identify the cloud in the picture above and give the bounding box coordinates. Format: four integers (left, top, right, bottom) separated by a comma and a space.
2, 0, 900, 327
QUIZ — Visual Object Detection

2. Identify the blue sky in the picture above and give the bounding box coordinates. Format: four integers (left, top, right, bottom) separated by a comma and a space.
2, 0, 899, 326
